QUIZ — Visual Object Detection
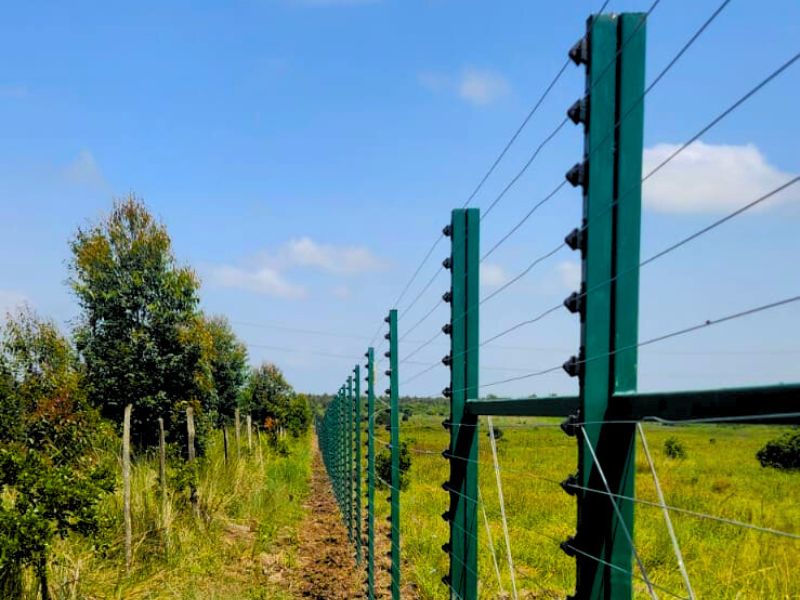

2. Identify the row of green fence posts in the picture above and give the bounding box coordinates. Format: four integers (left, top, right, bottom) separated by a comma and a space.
316, 321, 400, 600
319, 10, 799, 600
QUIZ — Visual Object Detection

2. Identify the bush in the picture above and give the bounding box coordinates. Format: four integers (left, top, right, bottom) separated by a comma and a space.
487, 426, 504, 440
757, 431, 800, 471
664, 436, 687, 459
376, 439, 412, 490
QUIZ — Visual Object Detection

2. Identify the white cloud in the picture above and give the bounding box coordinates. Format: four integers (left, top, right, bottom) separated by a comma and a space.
419, 67, 510, 107
556, 261, 581, 290
643, 141, 796, 214
278, 237, 384, 275
207, 237, 383, 298
62, 150, 106, 189
0, 290, 29, 316
458, 68, 510, 106
480, 263, 508, 287
210, 265, 306, 299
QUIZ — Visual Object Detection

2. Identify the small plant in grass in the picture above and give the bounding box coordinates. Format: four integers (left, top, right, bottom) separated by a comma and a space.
664, 436, 687, 459
376, 440, 412, 490
756, 431, 800, 471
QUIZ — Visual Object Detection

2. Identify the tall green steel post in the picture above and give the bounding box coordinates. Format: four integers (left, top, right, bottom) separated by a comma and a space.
386, 310, 401, 600
347, 376, 354, 543
365, 348, 376, 599
563, 13, 646, 599
443, 208, 480, 600
354, 364, 363, 565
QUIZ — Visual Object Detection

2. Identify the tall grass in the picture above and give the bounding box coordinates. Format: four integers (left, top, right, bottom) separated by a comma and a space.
374, 415, 800, 599
36, 430, 311, 600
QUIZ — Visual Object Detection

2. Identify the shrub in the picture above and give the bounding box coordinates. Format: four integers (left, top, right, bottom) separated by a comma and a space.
376, 440, 412, 490
664, 436, 687, 459
756, 431, 800, 471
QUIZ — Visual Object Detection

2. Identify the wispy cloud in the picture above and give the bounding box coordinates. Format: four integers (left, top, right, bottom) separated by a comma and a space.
208, 237, 384, 298
418, 67, 510, 107
62, 150, 107, 189
480, 263, 508, 287
278, 237, 384, 275
643, 141, 797, 214
210, 265, 306, 299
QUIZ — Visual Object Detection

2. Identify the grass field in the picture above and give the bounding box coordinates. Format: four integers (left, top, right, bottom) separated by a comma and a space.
373, 414, 800, 599
40, 430, 311, 600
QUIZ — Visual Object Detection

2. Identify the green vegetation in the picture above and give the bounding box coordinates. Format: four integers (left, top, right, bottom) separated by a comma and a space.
376, 439, 412, 491
375, 414, 800, 599
45, 430, 310, 599
757, 430, 800, 471
663, 436, 687, 460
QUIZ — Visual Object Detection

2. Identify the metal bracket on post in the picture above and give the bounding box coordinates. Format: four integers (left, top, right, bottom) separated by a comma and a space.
444, 208, 480, 600
385, 310, 401, 600
365, 348, 376, 599
563, 12, 646, 599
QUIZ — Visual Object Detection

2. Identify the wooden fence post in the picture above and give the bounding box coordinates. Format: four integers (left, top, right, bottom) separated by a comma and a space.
246, 414, 253, 452
186, 406, 199, 519
123, 404, 133, 573
158, 417, 169, 552
234, 408, 241, 459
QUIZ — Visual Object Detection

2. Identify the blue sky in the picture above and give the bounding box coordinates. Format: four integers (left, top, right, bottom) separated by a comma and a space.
1, 0, 798, 397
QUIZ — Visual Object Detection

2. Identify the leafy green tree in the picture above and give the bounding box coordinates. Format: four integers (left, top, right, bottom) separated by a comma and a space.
69, 196, 202, 448
0, 309, 113, 599
376, 439, 412, 490
202, 315, 248, 425
243, 363, 310, 437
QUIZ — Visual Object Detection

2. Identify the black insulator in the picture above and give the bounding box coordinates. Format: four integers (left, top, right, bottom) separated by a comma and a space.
560, 536, 578, 557
561, 413, 579, 437
442, 290, 453, 303
442, 419, 451, 430
442, 323, 452, 335
443, 224, 452, 237
565, 161, 587, 188
563, 290, 584, 315
441, 480, 451, 492
560, 473, 579, 496
384, 351, 391, 358
565, 227, 585, 252
441, 448, 451, 460
442, 386, 452, 398
442, 257, 452, 270
442, 575, 451, 587
563, 355, 581, 378
441, 542, 452, 554
384, 332, 391, 341
442, 354, 452, 367
568, 36, 589, 66
567, 97, 588, 126
364, 351, 369, 358
441, 510, 452, 522
384, 315, 390, 323
385, 369, 392, 377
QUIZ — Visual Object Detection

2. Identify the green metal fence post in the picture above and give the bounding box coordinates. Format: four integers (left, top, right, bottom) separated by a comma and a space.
442, 208, 480, 600
347, 376, 354, 544
562, 13, 646, 599
365, 347, 376, 599
385, 310, 401, 600
354, 364, 363, 566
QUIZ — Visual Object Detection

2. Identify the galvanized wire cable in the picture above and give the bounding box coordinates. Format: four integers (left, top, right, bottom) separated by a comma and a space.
580, 426, 658, 599
478, 487, 506, 596
637, 423, 696, 600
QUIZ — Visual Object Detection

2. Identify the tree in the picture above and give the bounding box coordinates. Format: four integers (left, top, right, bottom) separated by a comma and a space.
202, 315, 248, 425
69, 196, 202, 448
0, 308, 113, 599
244, 363, 310, 438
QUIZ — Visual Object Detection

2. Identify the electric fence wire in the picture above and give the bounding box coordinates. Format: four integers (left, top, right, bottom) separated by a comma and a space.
411, 170, 800, 385
372, 0, 617, 348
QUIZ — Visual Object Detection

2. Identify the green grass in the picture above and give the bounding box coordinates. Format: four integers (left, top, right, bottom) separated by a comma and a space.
38, 430, 311, 600
374, 415, 800, 599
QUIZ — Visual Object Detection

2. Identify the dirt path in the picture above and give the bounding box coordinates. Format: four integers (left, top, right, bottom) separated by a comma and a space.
286, 443, 364, 599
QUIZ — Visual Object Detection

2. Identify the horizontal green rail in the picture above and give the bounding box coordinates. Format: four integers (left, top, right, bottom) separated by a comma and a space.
465, 383, 800, 423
